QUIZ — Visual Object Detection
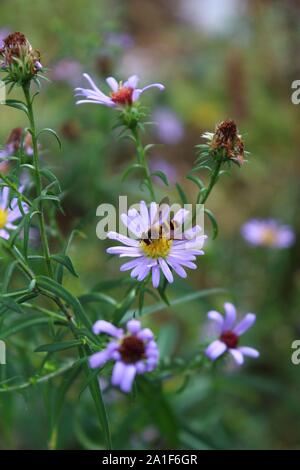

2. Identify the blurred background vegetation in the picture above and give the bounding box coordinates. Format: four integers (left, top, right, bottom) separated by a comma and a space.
1, 0, 300, 450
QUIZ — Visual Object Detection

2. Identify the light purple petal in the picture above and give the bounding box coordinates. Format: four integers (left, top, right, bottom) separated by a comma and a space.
135, 361, 147, 374
0, 186, 9, 209
107, 231, 139, 247
167, 261, 187, 278
138, 328, 154, 342
233, 313, 256, 336
82, 73, 107, 96
205, 340, 227, 360
0, 229, 9, 239
92, 320, 123, 337
89, 349, 111, 369
229, 348, 244, 365
132, 83, 165, 102
158, 258, 174, 283
106, 246, 141, 256
151, 265, 160, 288
106, 76, 118, 92
111, 361, 126, 386
124, 75, 139, 89
126, 319, 141, 334
120, 364, 136, 393
207, 310, 224, 331
139, 200, 150, 228
120, 258, 145, 271
223, 302, 236, 331
238, 346, 259, 358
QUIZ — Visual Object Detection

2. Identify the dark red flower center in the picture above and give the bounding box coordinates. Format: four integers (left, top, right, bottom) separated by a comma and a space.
119, 335, 145, 363
220, 330, 239, 349
111, 86, 133, 105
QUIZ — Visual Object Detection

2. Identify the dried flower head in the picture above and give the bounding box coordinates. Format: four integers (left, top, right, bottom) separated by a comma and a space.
0, 32, 42, 85
202, 119, 246, 166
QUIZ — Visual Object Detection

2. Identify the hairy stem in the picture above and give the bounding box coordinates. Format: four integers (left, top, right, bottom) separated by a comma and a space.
200, 159, 222, 204
22, 83, 53, 277
131, 126, 156, 201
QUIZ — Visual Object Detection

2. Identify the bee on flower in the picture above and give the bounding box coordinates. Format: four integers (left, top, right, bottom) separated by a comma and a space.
106, 201, 206, 288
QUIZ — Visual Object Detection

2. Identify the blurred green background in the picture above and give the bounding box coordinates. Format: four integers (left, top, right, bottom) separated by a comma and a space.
1, 0, 300, 450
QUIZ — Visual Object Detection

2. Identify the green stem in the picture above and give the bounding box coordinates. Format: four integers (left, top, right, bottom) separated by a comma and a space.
200, 159, 222, 204
131, 126, 156, 201
22, 83, 53, 277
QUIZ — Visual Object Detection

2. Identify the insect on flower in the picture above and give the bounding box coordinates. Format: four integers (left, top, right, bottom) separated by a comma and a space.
89, 319, 159, 393
107, 200, 206, 288
205, 302, 259, 365
75, 73, 164, 108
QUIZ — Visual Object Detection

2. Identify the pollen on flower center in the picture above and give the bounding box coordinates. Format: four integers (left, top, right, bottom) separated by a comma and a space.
220, 330, 239, 349
0, 209, 8, 229
140, 237, 173, 259
111, 86, 133, 105
119, 335, 145, 364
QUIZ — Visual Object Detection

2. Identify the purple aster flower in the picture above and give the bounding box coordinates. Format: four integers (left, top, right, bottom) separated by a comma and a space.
75, 73, 164, 107
107, 201, 206, 288
51, 59, 82, 87
241, 219, 295, 249
152, 107, 184, 144
89, 319, 159, 393
0, 186, 29, 239
205, 302, 259, 365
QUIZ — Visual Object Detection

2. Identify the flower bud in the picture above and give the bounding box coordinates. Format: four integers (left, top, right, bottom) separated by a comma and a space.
211, 119, 245, 165
0, 32, 42, 85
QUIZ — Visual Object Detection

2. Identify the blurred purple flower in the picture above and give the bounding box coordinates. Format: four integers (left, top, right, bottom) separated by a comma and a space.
205, 302, 259, 365
51, 59, 83, 87
149, 157, 178, 185
0, 186, 29, 239
105, 32, 134, 49
106, 201, 206, 288
75, 73, 164, 107
241, 219, 295, 249
0, 28, 10, 47
0, 128, 33, 160
89, 319, 159, 393
153, 108, 184, 144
